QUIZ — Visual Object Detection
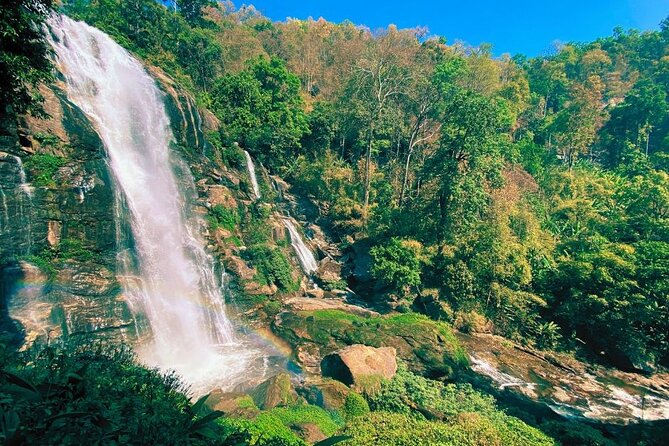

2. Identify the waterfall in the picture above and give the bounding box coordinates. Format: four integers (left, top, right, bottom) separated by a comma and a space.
283, 218, 318, 275
244, 150, 261, 200
47, 15, 259, 393
0, 186, 8, 233
13, 156, 33, 198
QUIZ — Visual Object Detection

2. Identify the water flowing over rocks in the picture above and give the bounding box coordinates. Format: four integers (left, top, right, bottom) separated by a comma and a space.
459, 333, 669, 424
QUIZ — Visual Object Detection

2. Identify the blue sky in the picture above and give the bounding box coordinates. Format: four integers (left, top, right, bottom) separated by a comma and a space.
242, 0, 669, 56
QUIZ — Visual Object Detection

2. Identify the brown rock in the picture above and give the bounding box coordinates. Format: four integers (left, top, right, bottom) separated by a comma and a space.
298, 378, 351, 411
207, 185, 237, 208
206, 391, 258, 417
321, 345, 397, 392
250, 373, 297, 409
291, 423, 326, 444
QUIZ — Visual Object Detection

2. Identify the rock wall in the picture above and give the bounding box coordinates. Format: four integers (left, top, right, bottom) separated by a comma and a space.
0, 83, 131, 347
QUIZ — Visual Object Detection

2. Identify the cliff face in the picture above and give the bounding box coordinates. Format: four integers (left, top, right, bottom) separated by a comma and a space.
0, 59, 342, 353
0, 83, 130, 347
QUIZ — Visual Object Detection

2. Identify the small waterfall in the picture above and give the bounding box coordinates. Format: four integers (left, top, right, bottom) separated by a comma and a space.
47, 15, 261, 393
283, 218, 318, 275
0, 186, 8, 233
244, 150, 261, 200
10, 156, 33, 254
13, 156, 33, 199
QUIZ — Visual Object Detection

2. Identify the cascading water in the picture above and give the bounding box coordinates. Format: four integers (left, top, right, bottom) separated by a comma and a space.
46, 15, 274, 393
283, 218, 318, 275
244, 150, 261, 200
13, 156, 33, 199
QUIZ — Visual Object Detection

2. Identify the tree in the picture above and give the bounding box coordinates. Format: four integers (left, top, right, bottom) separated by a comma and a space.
0, 0, 54, 118
370, 238, 423, 294
422, 87, 507, 242
210, 57, 308, 169
175, 27, 222, 92
346, 26, 418, 225
176, 0, 214, 26
548, 76, 604, 168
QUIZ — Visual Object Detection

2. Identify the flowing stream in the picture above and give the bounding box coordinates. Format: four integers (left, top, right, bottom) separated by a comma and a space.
47, 15, 276, 394
283, 218, 318, 275
244, 150, 261, 200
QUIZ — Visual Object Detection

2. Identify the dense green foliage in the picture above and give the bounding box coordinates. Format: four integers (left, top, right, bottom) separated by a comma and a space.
0, 0, 54, 117
24, 153, 66, 187
339, 366, 555, 446
0, 344, 228, 445
242, 244, 296, 292
5, 0, 669, 443
208, 204, 240, 231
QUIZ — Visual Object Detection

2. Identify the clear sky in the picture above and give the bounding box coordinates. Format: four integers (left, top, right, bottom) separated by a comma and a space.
242, 0, 669, 56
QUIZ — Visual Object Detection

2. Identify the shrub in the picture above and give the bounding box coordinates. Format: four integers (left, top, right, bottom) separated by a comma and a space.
24, 153, 66, 187
0, 342, 227, 445
342, 392, 370, 419
219, 404, 341, 446
363, 365, 556, 446
370, 238, 423, 293
208, 204, 240, 231
243, 244, 296, 292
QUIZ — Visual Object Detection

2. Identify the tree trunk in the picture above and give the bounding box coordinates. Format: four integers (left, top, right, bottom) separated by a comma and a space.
400, 139, 415, 206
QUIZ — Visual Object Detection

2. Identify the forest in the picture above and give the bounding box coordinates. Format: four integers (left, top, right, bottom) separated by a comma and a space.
1, 0, 668, 445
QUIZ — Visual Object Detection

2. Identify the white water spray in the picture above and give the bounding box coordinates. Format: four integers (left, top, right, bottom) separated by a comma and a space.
244, 150, 261, 200
283, 218, 318, 275
47, 15, 260, 393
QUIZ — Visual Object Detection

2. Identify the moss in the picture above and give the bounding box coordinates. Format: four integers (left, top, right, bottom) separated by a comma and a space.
219, 403, 341, 446
268, 405, 340, 437
22, 239, 100, 280
220, 416, 306, 446
276, 310, 468, 377
340, 411, 556, 446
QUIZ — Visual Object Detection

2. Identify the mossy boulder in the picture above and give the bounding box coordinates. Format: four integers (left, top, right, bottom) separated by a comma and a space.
273, 309, 468, 379
250, 372, 298, 410
297, 377, 351, 411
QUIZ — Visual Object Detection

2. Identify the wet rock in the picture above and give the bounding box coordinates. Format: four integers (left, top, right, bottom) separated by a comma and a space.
206, 391, 258, 417
250, 372, 298, 409
298, 377, 351, 411
321, 344, 397, 393
55, 261, 117, 297
460, 332, 669, 424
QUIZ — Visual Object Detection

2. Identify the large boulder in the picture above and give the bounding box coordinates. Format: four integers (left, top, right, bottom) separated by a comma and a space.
321, 345, 397, 393
249, 372, 297, 409
297, 377, 351, 411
